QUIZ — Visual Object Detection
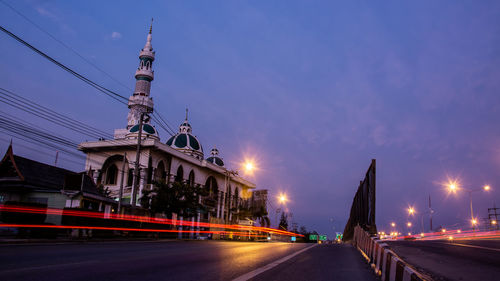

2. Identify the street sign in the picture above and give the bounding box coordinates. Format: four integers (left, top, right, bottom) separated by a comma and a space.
309, 234, 318, 240
319, 235, 327, 241
291, 236, 296, 242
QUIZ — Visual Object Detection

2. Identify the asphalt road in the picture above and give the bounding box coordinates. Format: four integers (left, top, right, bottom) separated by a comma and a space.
386, 239, 500, 281
0, 241, 377, 281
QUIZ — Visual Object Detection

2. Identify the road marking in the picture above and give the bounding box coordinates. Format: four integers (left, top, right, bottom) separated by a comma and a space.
232, 244, 318, 281
446, 242, 500, 252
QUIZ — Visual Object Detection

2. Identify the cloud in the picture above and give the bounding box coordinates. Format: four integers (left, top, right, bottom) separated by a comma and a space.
35, 7, 59, 21
35, 6, 75, 35
111, 32, 122, 40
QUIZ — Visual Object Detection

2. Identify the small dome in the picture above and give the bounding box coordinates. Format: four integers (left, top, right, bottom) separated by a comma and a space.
129, 124, 156, 135
206, 147, 224, 167
166, 114, 203, 159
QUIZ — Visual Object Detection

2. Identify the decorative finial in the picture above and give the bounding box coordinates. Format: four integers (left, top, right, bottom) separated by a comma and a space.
149, 18, 153, 34
185, 108, 188, 121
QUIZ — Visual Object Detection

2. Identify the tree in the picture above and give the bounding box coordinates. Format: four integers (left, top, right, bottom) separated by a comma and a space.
299, 226, 307, 235
96, 184, 112, 198
234, 202, 271, 227
140, 181, 207, 218
279, 212, 288, 231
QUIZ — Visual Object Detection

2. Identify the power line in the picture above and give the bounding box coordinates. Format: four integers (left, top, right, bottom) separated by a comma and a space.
0, 25, 128, 104
0, 25, 175, 137
0, 87, 113, 139
0, 0, 133, 93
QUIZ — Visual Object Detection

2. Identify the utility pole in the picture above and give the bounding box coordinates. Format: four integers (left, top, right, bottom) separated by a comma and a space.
131, 112, 145, 208
429, 195, 432, 231
118, 152, 127, 214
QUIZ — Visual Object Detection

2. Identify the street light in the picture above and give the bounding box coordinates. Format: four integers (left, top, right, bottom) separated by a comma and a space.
408, 207, 415, 216
278, 193, 287, 204
407, 222, 412, 227
391, 222, 396, 227
446, 180, 491, 231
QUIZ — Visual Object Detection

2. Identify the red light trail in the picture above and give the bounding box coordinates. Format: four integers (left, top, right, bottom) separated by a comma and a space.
0, 205, 304, 237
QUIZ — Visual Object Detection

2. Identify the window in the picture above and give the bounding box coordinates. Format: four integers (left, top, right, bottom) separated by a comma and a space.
188, 170, 195, 186
106, 164, 118, 185
175, 165, 184, 183
127, 169, 134, 186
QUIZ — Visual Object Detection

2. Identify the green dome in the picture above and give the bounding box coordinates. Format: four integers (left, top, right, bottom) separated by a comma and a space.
166, 133, 203, 159
207, 156, 224, 167
129, 124, 156, 134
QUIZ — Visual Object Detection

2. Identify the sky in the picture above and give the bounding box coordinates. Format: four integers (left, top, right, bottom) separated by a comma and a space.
1, 0, 500, 238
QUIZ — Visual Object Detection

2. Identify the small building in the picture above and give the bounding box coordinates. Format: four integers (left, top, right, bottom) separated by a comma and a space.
0, 144, 116, 225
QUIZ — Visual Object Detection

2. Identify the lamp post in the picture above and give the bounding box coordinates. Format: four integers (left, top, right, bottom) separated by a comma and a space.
406, 206, 415, 234
447, 182, 491, 231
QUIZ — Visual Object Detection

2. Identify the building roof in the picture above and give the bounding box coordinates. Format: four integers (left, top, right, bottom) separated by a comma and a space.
78, 138, 256, 189
0, 145, 106, 196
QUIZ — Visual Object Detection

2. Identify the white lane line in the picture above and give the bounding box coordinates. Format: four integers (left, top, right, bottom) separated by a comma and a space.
445, 242, 500, 252
232, 244, 318, 281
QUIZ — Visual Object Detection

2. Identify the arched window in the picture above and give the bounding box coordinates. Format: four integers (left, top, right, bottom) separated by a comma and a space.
188, 170, 195, 186
105, 164, 118, 185
175, 165, 184, 183
155, 161, 166, 182
204, 176, 218, 196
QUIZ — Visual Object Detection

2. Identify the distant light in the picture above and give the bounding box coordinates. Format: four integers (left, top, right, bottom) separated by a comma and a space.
484, 185, 491, 191
447, 179, 460, 194
448, 236, 454, 240
244, 161, 255, 173
408, 207, 415, 215
492, 220, 497, 225
457, 229, 461, 233
278, 193, 287, 204
442, 229, 446, 233
420, 233, 424, 237
471, 218, 478, 225
391, 222, 396, 227
407, 222, 412, 227
408, 232, 411, 236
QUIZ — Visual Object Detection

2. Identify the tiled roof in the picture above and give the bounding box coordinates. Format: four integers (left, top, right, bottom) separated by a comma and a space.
0, 145, 101, 196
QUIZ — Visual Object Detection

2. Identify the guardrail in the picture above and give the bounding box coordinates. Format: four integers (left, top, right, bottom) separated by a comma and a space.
353, 225, 431, 281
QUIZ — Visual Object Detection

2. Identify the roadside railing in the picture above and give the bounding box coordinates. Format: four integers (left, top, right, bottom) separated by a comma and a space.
353, 225, 431, 281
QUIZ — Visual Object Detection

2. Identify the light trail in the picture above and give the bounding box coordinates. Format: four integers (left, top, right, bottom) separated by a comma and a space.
387, 228, 500, 241
0, 224, 270, 238
0, 205, 304, 237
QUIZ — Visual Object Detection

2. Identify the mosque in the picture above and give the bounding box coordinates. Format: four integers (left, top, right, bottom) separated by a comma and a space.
78, 25, 257, 226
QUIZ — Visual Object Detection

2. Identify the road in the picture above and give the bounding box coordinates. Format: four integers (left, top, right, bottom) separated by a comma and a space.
387, 239, 500, 281
0, 241, 377, 281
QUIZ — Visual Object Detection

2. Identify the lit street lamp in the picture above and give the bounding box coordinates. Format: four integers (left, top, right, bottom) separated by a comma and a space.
447, 181, 491, 231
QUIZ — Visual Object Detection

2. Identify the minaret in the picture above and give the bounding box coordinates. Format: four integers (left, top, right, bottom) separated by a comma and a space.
126, 20, 155, 129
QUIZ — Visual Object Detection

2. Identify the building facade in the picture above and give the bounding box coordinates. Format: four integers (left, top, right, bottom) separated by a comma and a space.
78, 25, 256, 226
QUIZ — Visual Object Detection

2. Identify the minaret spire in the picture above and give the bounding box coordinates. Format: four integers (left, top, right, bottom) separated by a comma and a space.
126, 23, 156, 130
185, 108, 189, 121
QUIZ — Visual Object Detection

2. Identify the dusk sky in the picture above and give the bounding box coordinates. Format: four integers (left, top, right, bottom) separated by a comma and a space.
1, 0, 500, 238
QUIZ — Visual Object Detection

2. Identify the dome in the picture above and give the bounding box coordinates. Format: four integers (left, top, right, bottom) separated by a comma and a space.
125, 123, 159, 140
129, 124, 156, 135
206, 147, 224, 167
166, 115, 204, 159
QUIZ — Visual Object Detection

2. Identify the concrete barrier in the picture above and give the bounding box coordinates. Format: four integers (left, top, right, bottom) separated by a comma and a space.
353, 225, 430, 281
